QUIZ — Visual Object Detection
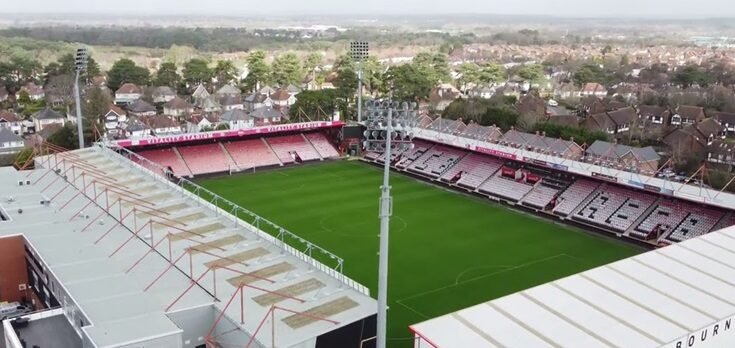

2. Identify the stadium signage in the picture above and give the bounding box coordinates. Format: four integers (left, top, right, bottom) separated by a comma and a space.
667, 317, 734, 348
475, 146, 516, 160
115, 121, 343, 147
591, 172, 618, 183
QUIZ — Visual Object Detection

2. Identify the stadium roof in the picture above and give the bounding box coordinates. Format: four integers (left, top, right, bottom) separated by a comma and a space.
411, 225, 735, 348
1, 145, 375, 347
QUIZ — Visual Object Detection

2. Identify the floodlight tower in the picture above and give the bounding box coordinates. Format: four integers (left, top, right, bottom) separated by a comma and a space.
74, 47, 89, 149
363, 100, 416, 348
350, 41, 369, 123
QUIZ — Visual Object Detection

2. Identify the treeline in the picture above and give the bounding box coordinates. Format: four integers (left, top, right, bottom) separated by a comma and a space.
0, 27, 473, 52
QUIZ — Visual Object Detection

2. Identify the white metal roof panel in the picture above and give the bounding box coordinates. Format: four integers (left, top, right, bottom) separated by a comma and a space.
456, 305, 552, 348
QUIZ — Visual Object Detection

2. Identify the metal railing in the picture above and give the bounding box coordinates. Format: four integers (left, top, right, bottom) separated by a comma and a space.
97, 142, 370, 296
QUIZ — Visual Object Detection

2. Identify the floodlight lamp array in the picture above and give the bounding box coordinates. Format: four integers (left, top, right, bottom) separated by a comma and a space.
362, 99, 417, 153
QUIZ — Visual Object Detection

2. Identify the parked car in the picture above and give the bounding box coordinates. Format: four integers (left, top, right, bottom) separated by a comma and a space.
547, 99, 559, 106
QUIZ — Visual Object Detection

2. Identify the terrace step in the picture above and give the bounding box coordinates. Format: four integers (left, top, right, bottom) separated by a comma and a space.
302, 133, 323, 161
262, 137, 283, 166
219, 142, 241, 172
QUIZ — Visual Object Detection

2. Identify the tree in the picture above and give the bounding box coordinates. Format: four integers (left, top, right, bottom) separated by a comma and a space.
384, 64, 434, 101
672, 65, 711, 88
47, 123, 79, 150
290, 89, 344, 120
272, 53, 303, 87
213, 60, 238, 87
457, 63, 480, 90
333, 69, 358, 100
17, 90, 31, 105
79, 87, 112, 144
155, 62, 181, 87
517, 64, 544, 83
304, 52, 323, 73
601, 45, 613, 57
620, 54, 630, 67
182, 58, 212, 86
45, 74, 75, 106
106, 58, 150, 92
215, 123, 230, 130
8, 56, 42, 82
573, 63, 607, 86
478, 62, 506, 85
242, 50, 271, 92
412, 52, 452, 83
55, 53, 100, 78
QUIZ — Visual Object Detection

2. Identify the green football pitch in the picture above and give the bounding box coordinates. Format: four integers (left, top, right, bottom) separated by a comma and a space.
198, 160, 640, 346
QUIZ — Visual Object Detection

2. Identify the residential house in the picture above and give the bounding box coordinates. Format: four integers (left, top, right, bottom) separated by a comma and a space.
20, 82, 45, 101
215, 84, 241, 97
468, 85, 497, 99
114, 83, 143, 105
671, 105, 705, 126
0, 128, 24, 153
0, 111, 22, 135
192, 84, 210, 103
32, 108, 65, 132
163, 97, 194, 118
638, 105, 671, 126
580, 83, 608, 98
218, 95, 244, 111
286, 84, 301, 96
612, 84, 638, 102
259, 85, 276, 96
142, 115, 181, 135
121, 119, 151, 138
603, 99, 627, 112
126, 100, 157, 118
220, 109, 254, 130
500, 129, 583, 159
27, 123, 62, 147
271, 88, 296, 107
152, 86, 176, 104
0, 86, 9, 102
429, 84, 463, 111
577, 96, 607, 116
320, 82, 336, 90
582, 112, 616, 135
493, 84, 521, 100
186, 114, 221, 133
712, 112, 735, 136
302, 72, 319, 91
250, 107, 283, 126
102, 104, 127, 136
707, 140, 735, 166
515, 92, 546, 125
554, 82, 579, 99
243, 93, 273, 112
585, 140, 660, 174
606, 107, 638, 134
664, 118, 725, 158
198, 97, 222, 113
91, 76, 106, 88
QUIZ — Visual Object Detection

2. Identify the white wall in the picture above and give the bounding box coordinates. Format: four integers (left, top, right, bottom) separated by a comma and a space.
166, 305, 215, 348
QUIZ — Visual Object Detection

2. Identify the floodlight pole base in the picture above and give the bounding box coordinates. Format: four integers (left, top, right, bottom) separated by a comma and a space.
376, 108, 392, 348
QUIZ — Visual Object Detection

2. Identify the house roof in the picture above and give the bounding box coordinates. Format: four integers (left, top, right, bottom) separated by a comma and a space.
116, 83, 142, 95
91, 76, 106, 87
286, 84, 301, 94
712, 111, 735, 125
0, 111, 20, 122
587, 140, 660, 162
219, 94, 243, 106
107, 104, 125, 117
271, 89, 291, 101
143, 115, 179, 129
220, 109, 250, 122
22, 82, 44, 96
606, 107, 638, 125
33, 107, 65, 121
694, 118, 724, 138
244, 93, 270, 104
249, 106, 281, 119
125, 120, 150, 132
581, 82, 607, 94
164, 96, 193, 110
637, 105, 669, 118
192, 84, 210, 99
215, 84, 241, 96
0, 127, 23, 143
126, 99, 156, 114
259, 85, 276, 95
152, 86, 176, 97
199, 97, 222, 111
677, 105, 705, 120
585, 112, 615, 130
37, 123, 63, 139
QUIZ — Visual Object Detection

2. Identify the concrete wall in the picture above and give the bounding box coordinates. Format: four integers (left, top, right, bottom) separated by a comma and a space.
0, 235, 29, 303
166, 304, 215, 348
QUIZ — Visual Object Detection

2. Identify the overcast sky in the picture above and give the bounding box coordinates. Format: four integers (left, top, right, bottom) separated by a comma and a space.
0, 0, 734, 18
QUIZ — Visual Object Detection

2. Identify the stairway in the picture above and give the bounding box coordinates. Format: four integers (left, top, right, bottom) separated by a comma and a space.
625, 196, 661, 237
172, 146, 194, 177
219, 142, 241, 172
261, 137, 283, 166
302, 134, 323, 161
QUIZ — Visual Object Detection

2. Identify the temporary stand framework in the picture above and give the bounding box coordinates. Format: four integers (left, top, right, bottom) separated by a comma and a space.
28, 143, 370, 348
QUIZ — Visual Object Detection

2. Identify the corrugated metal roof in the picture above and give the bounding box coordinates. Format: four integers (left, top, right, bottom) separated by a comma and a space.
411, 225, 735, 348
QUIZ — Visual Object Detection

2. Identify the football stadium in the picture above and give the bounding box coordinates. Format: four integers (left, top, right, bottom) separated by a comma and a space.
3, 116, 735, 348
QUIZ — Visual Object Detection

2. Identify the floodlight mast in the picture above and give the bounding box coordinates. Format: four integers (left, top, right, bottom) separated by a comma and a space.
74, 47, 89, 149
364, 100, 415, 348
350, 41, 369, 123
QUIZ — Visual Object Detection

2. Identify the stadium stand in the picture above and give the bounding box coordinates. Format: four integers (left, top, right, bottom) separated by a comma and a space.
574, 185, 631, 227
267, 134, 321, 163
407, 145, 466, 178
479, 173, 535, 201
137, 148, 192, 177
304, 133, 340, 158
178, 143, 233, 175
666, 208, 724, 242
223, 138, 281, 170
606, 191, 657, 232
395, 142, 432, 169
523, 185, 560, 209
452, 155, 504, 189
633, 200, 690, 240
552, 179, 600, 216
